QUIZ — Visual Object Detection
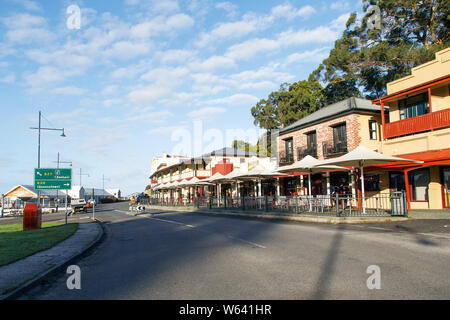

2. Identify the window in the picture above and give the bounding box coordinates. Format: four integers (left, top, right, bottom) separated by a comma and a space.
364, 174, 380, 192
408, 169, 430, 201
389, 172, 405, 191
178, 165, 182, 174
333, 123, 347, 152
399, 93, 429, 120
369, 120, 378, 140
306, 131, 317, 151
285, 138, 294, 162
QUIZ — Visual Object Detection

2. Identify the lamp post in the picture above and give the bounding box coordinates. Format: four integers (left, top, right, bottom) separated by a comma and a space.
30, 111, 66, 210
53, 153, 72, 223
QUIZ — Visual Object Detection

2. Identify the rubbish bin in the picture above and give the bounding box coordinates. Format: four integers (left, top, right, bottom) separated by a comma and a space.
23, 203, 42, 231
390, 191, 405, 216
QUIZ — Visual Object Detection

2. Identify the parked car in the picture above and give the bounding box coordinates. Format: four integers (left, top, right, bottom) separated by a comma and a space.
71, 198, 87, 213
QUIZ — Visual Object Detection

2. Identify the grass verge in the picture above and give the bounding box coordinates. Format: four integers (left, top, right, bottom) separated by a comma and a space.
0, 222, 79, 267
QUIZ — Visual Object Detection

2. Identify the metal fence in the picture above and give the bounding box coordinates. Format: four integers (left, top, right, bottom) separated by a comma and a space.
141, 191, 408, 217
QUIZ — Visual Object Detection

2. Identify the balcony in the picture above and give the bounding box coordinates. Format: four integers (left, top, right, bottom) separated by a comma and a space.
279, 151, 294, 166
322, 140, 348, 158
385, 108, 450, 139
297, 146, 317, 159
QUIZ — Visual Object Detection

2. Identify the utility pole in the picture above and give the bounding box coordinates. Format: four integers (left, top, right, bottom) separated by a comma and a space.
102, 174, 110, 191
79, 168, 89, 186
54, 153, 72, 224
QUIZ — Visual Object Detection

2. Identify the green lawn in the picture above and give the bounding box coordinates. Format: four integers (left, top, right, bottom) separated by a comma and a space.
0, 222, 79, 267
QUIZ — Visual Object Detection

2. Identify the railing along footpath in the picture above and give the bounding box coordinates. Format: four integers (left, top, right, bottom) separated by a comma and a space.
143, 191, 408, 217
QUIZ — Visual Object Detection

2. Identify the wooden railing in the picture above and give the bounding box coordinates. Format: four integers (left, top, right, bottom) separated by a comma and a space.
385, 108, 450, 139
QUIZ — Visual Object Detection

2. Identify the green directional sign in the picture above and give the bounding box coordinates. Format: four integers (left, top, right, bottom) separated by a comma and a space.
34, 168, 72, 190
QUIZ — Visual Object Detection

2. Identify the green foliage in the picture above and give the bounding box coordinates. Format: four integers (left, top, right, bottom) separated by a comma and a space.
251, 81, 325, 129
252, 0, 449, 130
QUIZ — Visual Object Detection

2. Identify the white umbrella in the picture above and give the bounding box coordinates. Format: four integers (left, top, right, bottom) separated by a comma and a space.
278, 155, 348, 196
318, 146, 423, 213
204, 172, 225, 183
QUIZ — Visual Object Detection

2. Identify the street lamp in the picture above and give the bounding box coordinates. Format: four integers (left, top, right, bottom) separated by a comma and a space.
30, 111, 66, 208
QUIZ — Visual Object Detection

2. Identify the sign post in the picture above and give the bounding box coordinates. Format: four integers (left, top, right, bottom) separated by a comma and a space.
34, 168, 72, 224
34, 168, 72, 190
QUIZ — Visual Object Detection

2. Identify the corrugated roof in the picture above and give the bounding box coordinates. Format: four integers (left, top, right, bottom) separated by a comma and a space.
280, 97, 386, 134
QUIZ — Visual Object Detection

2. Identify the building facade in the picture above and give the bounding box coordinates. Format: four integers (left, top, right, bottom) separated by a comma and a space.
150, 148, 273, 201
277, 97, 387, 196
372, 47, 450, 210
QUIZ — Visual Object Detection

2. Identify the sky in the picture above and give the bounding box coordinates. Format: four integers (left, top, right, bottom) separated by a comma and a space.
0, 0, 364, 196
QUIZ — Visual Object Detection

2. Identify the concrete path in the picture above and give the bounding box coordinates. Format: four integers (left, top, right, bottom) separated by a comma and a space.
0, 221, 103, 299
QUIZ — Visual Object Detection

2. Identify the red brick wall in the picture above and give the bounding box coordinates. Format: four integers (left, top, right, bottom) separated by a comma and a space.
278, 113, 365, 161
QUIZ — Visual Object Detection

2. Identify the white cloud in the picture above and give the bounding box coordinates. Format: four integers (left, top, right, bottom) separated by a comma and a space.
128, 85, 172, 105
215, 2, 238, 18
226, 38, 279, 60
147, 125, 186, 135
50, 86, 87, 95
2, 13, 53, 44
206, 94, 259, 107
0, 73, 15, 83
103, 98, 123, 108
284, 47, 331, 65
330, 1, 350, 11
140, 66, 189, 85
188, 107, 226, 120
189, 55, 235, 72
104, 41, 151, 60
270, 4, 316, 21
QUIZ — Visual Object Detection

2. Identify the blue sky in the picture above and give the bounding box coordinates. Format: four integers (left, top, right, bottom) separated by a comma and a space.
0, 0, 363, 196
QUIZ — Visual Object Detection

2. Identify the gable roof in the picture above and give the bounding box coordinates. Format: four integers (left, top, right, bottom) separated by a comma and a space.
280, 97, 387, 134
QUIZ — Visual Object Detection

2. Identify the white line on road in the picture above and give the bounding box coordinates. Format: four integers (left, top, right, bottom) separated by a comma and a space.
368, 227, 391, 231
417, 233, 450, 240
149, 217, 195, 228
146, 216, 266, 248
225, 235, 266, 249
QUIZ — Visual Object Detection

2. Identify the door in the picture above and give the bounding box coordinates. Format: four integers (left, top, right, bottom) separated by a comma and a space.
441, 167, 450, 208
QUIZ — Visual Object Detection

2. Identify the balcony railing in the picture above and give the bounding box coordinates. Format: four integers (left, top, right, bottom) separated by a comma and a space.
279, 151, 294, 165
297, 146, 317, 159
385, 108, 450, 139
322, 140, 348, 158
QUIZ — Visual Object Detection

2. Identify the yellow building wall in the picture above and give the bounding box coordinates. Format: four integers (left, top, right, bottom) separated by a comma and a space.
387, 48, 450, 95
356, 113, 383, 151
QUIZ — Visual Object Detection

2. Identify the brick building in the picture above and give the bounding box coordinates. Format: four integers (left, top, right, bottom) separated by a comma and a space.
277, 97, 388, 196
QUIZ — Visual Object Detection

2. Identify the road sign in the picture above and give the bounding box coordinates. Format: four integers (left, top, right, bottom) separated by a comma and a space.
34, 168, 72, 190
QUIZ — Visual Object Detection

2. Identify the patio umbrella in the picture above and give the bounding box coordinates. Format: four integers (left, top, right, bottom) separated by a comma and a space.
278, 155, 348, 196
318, 146, 423, 213
204, 172, 225, 183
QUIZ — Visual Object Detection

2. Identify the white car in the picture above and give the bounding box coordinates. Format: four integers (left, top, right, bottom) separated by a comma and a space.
71, 199, 87, 213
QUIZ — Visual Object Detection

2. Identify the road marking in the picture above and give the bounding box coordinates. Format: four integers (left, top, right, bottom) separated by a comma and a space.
368, 227, 391, 231
149, 217, 195, 228
146, 216, 265, 248
417, 233, 450, 240
226, 235, 266, 249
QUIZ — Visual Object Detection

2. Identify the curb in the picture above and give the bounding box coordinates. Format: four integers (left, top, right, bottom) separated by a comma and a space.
1, 219, 106, 300
145, 206, 409, 224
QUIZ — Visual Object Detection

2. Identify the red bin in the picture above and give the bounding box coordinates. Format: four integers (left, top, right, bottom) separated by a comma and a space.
23, 203, 42, 231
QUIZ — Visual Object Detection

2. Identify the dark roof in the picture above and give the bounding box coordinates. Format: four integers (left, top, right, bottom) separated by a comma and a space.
202, 147, 264, 157
280, 97, 387, 134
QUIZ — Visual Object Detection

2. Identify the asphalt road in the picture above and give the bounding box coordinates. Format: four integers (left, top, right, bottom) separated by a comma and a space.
18, 202, 450, 299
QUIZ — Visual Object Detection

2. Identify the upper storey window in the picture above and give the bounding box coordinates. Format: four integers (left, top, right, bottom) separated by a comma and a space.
399, 93, 429, 120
